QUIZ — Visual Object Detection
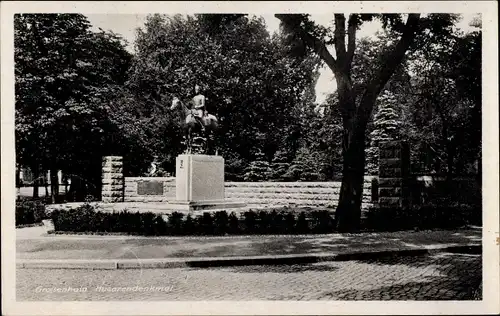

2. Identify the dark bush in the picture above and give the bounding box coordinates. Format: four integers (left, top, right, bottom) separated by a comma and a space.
283, 212, 296, 234
213, 211, 229, 235
243, 210, 257, 234
295, 212, 309, 234
48, 202, 479, 236
88, 210, 105, 232
311, 210, 334, 234
141, 212, 156, 236
167, 212, 184, 235
106, 212, 119, 233
257, 210, 271, 234
197, 212, 214, 235
183, 214, 196, 235
228, 212, 240, 234
269, 210, 285, 234
364, 204, 481, 232
153, 216, 168, 235
16, 200, 47, 226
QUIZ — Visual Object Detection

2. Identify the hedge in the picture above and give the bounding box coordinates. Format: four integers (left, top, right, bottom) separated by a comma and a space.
16, 199, 47, 226
48, 203, 480, 236
50, 205, 337, 236
364, 204, 481, 231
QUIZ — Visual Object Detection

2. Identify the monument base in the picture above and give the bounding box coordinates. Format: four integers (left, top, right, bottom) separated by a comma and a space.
166, 200, 247, 212
172, 154, 247, 212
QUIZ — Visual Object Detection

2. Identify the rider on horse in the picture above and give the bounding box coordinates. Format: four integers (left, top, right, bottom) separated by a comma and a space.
192, 84, 207, 132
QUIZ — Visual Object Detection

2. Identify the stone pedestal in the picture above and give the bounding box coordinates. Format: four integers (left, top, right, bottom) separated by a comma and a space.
167, 154, 246, 211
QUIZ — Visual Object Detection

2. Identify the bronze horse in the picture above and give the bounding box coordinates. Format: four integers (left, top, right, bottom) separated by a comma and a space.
170, 96, 219, 154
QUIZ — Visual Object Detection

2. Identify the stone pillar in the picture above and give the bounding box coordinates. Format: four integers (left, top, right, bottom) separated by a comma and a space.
378, 140, 410, 208
101, 156, 124, 203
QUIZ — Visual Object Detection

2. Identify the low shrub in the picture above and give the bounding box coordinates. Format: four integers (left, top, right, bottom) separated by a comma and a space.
50, 205, 338, 236
228, 212, 241, 234
213, 211, 229, 235
167, 212, 184, 235
16, 199, 47, 226
295, 212, 309, 234
141, 212, 156, 236
242, 211, 257, 234
198, 212, 214, 235
183, 214, 196, 235
283, 212, 296, 234
364, 204, 481, 231
269, 210, 286, 234
310, 210, 335, 234
257, 210, 271, 234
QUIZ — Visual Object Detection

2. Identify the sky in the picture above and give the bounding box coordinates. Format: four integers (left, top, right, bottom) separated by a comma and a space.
85, 13, 478, 105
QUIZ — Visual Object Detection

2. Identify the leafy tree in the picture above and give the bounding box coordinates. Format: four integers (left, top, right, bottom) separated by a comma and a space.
15, 13, 133, 201
405, 22, 481, 177
276, 13, 459, 231
125, 14, 320, 175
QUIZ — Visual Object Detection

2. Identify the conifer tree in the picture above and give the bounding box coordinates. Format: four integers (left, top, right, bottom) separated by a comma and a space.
243, 150, 273, 181
271, 149, 291, 181
365, 90, 401, 175
283, 146, 324, 181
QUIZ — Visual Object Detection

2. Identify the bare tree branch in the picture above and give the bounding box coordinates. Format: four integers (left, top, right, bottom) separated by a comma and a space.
275, 14, 340, 75
357, 14, 421, 121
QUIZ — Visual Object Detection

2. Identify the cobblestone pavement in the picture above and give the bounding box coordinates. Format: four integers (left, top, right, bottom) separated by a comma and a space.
16, 252, 481, 301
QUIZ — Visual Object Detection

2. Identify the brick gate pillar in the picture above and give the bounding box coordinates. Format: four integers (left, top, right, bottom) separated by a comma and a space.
101, 156, 124, 202
378, 141, 410, 208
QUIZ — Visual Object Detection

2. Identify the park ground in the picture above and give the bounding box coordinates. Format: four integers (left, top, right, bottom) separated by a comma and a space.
16, 226, 482, 300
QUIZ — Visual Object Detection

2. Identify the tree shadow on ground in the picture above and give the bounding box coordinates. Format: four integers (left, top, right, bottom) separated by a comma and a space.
246, 229, 481, 257
127, 229, 482, 259
316, 279, 479, 300
322, 252, 482, 300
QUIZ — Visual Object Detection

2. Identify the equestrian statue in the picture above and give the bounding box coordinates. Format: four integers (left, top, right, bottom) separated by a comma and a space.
170, 84, 219, 154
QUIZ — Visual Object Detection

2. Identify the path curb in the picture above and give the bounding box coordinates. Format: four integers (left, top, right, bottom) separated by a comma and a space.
16, 244, 481, 270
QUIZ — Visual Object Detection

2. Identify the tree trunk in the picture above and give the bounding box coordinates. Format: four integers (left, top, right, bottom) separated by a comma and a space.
32, 167, 39, 198
69, 175, 79, 202
335, 77, 363, 232
335, 14, 421, 232
50, 168, 59, 204
275, 13, 421, 232
44, 173, 49, 197
16, 165, 21, 200
336, 134, 366, 232
69, 175, 87, 202
64, 172, 69, 196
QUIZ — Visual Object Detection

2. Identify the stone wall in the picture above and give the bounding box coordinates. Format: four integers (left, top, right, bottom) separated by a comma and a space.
101, 156, 124, 203
122, 176, 375, 209
124, 177, 176, 202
